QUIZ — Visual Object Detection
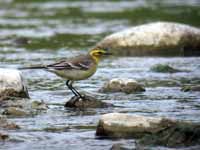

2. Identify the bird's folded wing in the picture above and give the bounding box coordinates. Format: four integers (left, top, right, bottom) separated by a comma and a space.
47, 60, 91, 70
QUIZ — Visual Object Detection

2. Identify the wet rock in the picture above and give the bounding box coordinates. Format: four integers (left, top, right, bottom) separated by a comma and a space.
181, 85, 200, 92
0, 132, 9, 141
100, 78, 145, 94
96, 113, 200, 147
65, 95, 112, 109
0, 68, 29, 101
0, 115, 20, 129
95, 22, 200, 56
150, 64, 182, 73
2, 107, 28, 117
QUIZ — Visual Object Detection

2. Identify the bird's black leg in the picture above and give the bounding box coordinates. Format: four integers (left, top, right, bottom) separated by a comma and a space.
66, 80, 78, 97
69, 81, 84, 99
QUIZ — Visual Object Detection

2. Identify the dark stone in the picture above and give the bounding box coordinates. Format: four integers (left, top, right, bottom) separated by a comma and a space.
0, 133, 9, 141
65, 95, 112, 109
14, 37, 31, 46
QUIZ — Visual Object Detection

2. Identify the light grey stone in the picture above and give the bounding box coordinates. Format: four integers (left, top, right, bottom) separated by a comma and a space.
95, 22, 200, 56
0, 68, 29, 100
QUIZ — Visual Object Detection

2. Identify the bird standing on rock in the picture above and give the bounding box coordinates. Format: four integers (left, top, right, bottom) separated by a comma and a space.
19, 48, 112, 99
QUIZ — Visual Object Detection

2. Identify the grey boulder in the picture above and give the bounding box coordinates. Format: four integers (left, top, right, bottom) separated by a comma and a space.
95, 22, 200, 56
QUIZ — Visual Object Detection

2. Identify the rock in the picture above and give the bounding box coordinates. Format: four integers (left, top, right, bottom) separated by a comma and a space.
95, 22, 200, 56
110, 143, 132, 150
0, 132, 9, 141
13, 37, 31, 46
181, 85, 200, 92
31, 100, 48, 110
2, 107, 28, 117
150, 64, 182, 73
43, 126, 69, 132
65, 95, 112, 109
96, 113, 171, 138
139, 122, 200, 147
0, 99, 48, 117
0, 68, 29, 101
0, 115, 20, 129
100, 78, 145, 94
96, 113, 200, 147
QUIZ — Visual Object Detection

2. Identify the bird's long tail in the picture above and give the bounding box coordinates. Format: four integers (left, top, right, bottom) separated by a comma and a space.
18, 66, 46, 70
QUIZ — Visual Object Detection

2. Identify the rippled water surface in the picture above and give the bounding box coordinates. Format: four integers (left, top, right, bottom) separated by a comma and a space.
0, 0, 200, 150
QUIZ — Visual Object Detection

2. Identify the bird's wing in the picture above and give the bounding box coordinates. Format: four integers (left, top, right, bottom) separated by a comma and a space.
47, 56, 93, 71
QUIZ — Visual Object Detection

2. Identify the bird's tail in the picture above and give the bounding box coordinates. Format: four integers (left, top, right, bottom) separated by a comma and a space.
18, 65, 46, 70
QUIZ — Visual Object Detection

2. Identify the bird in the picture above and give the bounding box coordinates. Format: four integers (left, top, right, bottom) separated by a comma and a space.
19, 48, 112, 99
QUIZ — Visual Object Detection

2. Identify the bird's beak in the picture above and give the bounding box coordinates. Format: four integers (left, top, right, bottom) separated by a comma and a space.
103, 52, 112, 56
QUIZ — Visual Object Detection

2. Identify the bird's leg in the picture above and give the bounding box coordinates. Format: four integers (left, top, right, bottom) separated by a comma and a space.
66, 80, 78, 97
69, 81, 85, 99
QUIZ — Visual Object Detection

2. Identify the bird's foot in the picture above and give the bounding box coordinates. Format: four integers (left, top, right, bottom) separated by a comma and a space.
77, 94, 86, 101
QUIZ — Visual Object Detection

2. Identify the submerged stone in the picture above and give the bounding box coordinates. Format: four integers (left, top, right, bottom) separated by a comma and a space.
1, 99, 48, 117
95, 22, 200, 56
2, 107, 28, 117
65, 95, 112, 109
150, 64, 182, 73
181, 85, 200, 92
110, 143, 132, 150
43, 126, 69, 132
96, 113, 200, 147
100, 78, 145, 94
0, 115, 20, 129
0, 68, 29, 101
31, 100, 48, 110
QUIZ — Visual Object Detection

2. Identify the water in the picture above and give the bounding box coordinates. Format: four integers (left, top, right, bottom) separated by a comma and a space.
0, 0, 200, 149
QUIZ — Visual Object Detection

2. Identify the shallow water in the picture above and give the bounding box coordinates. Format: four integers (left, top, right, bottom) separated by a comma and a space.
0, 0, 200, 150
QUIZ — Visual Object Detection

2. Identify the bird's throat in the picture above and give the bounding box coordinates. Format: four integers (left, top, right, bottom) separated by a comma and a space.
91, 55, 100, 64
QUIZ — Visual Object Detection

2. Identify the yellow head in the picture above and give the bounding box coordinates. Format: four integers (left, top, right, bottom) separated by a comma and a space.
89, 48, 112, 63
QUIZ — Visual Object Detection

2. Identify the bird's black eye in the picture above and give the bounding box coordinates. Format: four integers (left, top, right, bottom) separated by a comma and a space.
97, 51, 103, 54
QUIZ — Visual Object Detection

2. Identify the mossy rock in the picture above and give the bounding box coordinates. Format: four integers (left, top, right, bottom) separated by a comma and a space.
150, 64, 181, 73
181, 85, 200, 92
0, 89, 29, 101
139, 122, 200, 147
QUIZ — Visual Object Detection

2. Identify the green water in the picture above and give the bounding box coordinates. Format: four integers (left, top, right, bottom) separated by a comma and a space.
0, 0, 200, 150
